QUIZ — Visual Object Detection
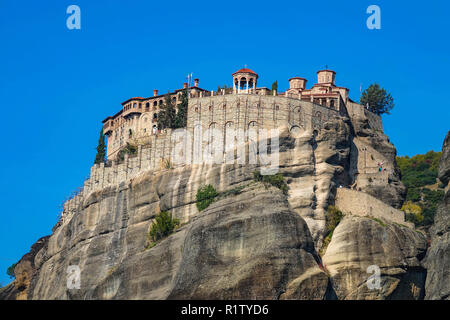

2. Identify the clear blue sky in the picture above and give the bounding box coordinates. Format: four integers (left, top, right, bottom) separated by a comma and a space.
0, 0, 449, 286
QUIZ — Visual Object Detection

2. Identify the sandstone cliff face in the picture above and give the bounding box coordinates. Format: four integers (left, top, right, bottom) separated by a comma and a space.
323, 215, 426, 299
425, 131, 450, 300
348, 110, 406, 209
1, 111, 429, 300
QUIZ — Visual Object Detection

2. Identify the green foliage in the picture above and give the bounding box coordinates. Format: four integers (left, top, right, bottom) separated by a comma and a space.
94, 128, 106, 164
271, 80, 278, 94
402, 201, 424, 225
162, 158, 173, 169
360, 83, 395, 115
220, 185, 246, 198
253, 171, 289, 194
325, 206, 344, 234
397, 151, 441, 189
6, 263, 17, 279
118, 142, 137, 161
319, 206, 344, 256
397, 151, 444, 227
196, 185, 219, 211
148, 211, 180, 244
157, 92, 177, 130
173, 89, 188, 129
369, 217, 387, 227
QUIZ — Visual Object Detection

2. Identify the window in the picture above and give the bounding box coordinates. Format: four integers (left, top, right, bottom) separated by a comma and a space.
133, 103, 137, 108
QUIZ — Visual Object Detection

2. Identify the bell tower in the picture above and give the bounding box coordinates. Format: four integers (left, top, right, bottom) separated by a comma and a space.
232, 67, 258, 94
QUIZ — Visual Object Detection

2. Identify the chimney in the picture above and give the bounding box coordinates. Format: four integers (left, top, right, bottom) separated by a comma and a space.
194, 78, 199, 87
153, 89, 158, 96
183, 82, 188, 89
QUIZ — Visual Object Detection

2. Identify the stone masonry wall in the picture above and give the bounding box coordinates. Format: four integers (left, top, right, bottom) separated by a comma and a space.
62, 96, 374, 223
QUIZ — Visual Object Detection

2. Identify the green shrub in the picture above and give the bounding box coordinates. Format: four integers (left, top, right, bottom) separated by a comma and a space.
196, 185, 219, 211
148, 211, 180, 243
6, 263, 17, 279
319, 206, 344, 256
325, 206, 344, 234
118, 142, 138, 161
253, 171, 289, 195
397, 151, 445, 228
369, 217, 387, 227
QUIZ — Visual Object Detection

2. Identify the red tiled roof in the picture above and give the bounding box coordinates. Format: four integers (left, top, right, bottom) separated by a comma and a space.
233, 68, 258, 75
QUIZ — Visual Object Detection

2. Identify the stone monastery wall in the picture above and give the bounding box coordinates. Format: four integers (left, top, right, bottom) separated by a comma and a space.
61, 95, 380, 222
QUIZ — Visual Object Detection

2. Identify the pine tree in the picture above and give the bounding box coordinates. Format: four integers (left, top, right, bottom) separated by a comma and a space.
157, 92, 177, 130
360, 83, 395, 115
174, 88, 188, 128
94, 128, 106, 164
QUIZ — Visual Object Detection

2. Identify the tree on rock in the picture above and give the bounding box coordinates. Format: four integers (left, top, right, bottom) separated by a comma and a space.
157, 92, 177, 130
94, 128, 106, 164
360, 83, 395, 115
271, 80, 278, 94
6, 263, 17, 279
174, 88, 188, 129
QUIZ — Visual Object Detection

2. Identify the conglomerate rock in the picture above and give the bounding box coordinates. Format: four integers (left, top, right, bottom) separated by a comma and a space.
1, 111, 432, 300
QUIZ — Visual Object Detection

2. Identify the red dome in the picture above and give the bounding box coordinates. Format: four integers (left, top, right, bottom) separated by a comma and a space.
233, 68, 258, 75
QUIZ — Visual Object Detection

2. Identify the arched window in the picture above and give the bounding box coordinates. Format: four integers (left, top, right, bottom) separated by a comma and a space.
133, 103, 137, 108
224, 121, 234, 146
153, 101, 157, 107
248, 121, 257, 128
